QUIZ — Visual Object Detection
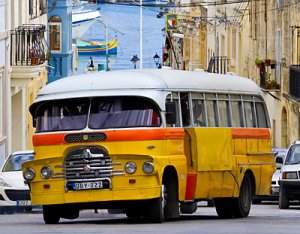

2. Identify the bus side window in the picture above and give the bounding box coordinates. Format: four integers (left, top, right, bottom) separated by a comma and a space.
192, 99, 205, 126
231, 100, 243, 127
180, 93, 191, 127
256, 102, 268, 128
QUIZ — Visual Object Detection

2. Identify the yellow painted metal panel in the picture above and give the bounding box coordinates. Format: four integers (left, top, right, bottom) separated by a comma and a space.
193, 128, 234, 171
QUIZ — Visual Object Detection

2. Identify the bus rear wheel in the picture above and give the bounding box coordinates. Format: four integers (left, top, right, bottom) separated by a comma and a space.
43, 205, 60, 224
215, 198, 234, 218
232, 174, 253, 218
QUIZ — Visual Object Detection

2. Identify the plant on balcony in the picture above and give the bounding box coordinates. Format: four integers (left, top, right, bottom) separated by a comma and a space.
265, 59, 271, 66
30, 47, 39, 65
264, 73, 279, 89
255, 57, 264, 68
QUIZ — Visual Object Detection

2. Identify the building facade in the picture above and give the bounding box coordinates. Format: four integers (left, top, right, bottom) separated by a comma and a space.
9, 0, 49, 153
169, 0, 300, 148
0, 0, 10, 164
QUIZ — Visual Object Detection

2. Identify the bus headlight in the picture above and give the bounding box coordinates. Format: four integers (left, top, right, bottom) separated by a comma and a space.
41, 166, 52, 179
23, 168, 36, 181
125, 162, 137, 174
142, 162, 154, 174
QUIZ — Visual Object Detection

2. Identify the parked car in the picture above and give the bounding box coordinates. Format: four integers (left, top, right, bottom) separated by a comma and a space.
277, 141, 300, 209
252, 148, 288, 204
0, 150, 34, 214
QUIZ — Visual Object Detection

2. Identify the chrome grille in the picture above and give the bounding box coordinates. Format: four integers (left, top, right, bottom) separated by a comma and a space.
64, 146, 124, 191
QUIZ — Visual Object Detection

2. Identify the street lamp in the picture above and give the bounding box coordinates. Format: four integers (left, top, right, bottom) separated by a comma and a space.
130, 54, 140, 69
153, 53, 161, 68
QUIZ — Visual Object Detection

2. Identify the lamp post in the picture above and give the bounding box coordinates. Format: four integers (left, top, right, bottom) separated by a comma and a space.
153, 53, 161, 68
130, 54, 140, 69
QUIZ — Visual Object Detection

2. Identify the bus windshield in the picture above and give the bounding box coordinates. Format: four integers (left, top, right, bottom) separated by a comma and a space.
35, 97, 161, 132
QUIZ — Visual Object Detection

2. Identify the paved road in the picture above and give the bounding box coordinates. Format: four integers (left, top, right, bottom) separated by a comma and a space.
1, 202, 300, 234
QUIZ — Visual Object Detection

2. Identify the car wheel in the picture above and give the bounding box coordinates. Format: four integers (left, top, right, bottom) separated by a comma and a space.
43, 205, 60, 224
5, 207, 14, 214
0, 207, 5, 215
279, 188, 289, 209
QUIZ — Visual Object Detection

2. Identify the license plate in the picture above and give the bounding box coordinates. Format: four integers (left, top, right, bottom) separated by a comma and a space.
16, 200, 31, 206
72, 181, 103, 190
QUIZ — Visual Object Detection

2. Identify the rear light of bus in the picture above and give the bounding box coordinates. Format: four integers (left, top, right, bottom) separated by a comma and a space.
142, 162, 154, 174
41, 166, 52, 179
125, 162, 137, 174
23, 168, 36, 181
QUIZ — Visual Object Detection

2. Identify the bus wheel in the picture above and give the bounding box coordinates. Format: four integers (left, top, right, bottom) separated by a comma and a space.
146, 174, 179, 222
43, 205, 60, 224
233, 175, 253, 218
279, 188, 289, 209
215, 198, 234, 218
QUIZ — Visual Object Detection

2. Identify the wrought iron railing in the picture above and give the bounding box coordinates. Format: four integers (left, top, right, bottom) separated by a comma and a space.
29, 0, 48, 19
289, 65, 300, 99
207, 56, 228, 74
10, 24, 49, 66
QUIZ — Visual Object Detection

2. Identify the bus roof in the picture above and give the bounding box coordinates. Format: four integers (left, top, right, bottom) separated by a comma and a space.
30, 69, 263, 113
36, 69, 262, 98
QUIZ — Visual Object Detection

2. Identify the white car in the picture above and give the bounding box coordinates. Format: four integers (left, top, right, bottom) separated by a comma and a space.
0, 150, 34, 214
277, 141, 300, 209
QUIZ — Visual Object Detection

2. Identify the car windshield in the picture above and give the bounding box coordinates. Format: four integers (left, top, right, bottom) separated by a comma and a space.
285, 145, 300, 165
2, 153, 34, 172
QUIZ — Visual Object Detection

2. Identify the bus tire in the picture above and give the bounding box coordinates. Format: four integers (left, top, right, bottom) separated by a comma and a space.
163, 174, 180, 220
146, 173, 179, 222
146, 197, 164, 223
232, 174, 253, 218
43, 205, 60, 224
279, 188, 289, 209
215, 198, 234, 218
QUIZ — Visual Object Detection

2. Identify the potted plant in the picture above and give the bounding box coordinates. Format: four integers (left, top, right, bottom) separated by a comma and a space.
265, 59, 271, 66
255, 58, 264, 68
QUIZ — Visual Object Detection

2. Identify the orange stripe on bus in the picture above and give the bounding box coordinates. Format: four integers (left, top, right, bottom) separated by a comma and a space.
32, 128, 185, 146
231, 128, 270, 139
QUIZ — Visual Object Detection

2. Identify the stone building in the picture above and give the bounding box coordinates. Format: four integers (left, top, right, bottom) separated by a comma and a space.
8, 0, 49, 156
0, 0, 10, 164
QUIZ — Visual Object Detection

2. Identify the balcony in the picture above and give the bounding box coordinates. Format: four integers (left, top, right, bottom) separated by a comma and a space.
10, 24, 49, 67
207, 56, 228, 74
289, 65, 300, 99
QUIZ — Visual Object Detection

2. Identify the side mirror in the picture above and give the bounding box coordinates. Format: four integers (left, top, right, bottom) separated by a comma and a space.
275, 157, 283, 164
166, 102, 176, 125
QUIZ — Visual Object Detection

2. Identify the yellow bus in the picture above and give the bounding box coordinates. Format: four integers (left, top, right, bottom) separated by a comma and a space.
23, 69, 275, 224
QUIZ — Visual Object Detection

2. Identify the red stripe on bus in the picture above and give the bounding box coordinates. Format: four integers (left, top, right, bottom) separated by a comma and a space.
185, 173, 197, 200
32, 128, 185, 146
231, 128, 270, 139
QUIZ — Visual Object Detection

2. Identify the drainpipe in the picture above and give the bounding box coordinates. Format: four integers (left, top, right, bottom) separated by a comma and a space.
264, 0, 267, 59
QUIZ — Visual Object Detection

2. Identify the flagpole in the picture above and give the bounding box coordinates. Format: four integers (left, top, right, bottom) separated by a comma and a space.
139, 0, 143, 69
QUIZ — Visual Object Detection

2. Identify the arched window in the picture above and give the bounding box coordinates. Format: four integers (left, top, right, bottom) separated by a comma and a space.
49, 16, 62, 52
